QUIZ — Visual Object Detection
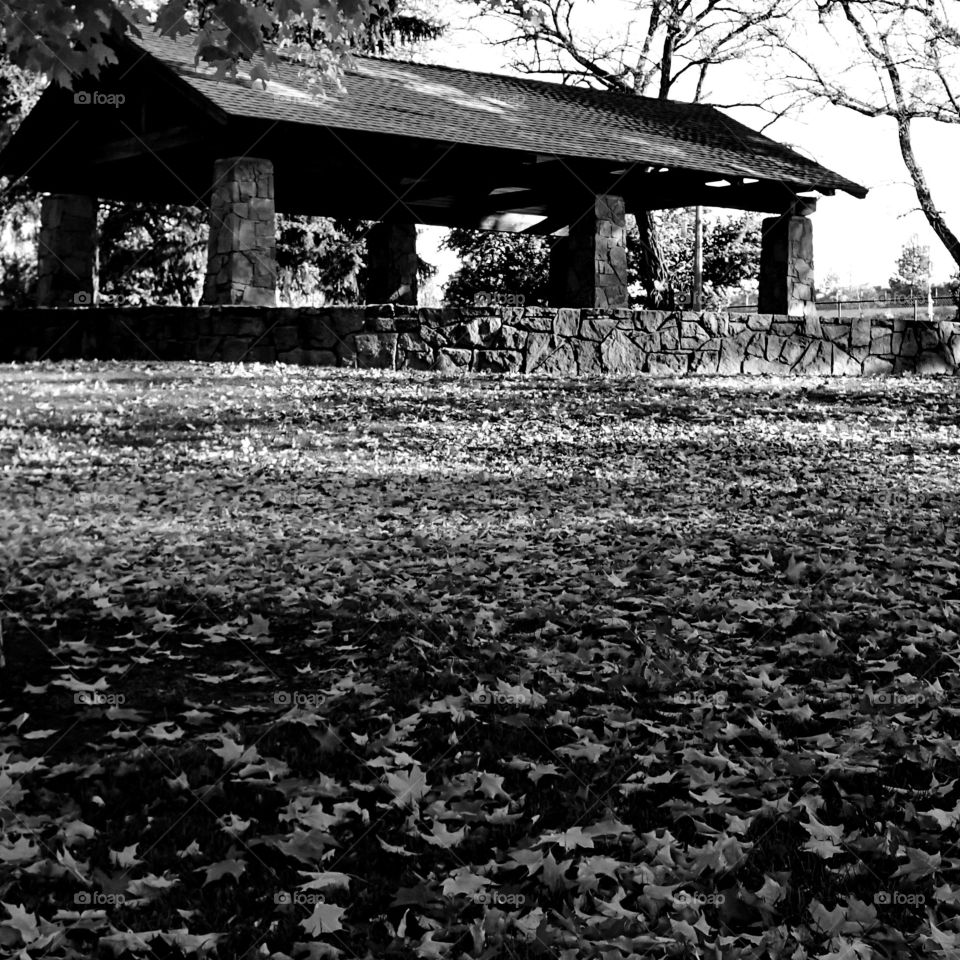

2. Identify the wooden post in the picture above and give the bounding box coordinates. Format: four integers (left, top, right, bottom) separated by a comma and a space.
692, 205, 703, 310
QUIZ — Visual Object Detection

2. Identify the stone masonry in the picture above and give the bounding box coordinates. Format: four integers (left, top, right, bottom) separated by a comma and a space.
561, 195, 629, 309
365, 223, 418, 305
202, 157, 277, 307
4, 305, 959, 376
758, 215, 815, 318
37, 194, 99, 307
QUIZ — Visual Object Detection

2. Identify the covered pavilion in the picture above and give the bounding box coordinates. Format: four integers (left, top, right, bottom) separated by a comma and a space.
0, 29, 867, 313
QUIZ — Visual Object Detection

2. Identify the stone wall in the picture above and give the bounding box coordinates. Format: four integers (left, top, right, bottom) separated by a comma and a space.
3, 305, 959, 375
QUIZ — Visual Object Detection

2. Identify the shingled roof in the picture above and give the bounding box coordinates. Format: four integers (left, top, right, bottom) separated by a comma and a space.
127, 30, 866, 199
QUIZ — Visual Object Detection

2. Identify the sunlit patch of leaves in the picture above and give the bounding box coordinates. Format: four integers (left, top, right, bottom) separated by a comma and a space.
1, 361, 960, 959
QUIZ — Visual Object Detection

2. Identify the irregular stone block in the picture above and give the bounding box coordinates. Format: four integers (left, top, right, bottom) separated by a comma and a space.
600, 330, 645, 374
821, 322, 849, 344
554, 308, 580, 337
861, 355, 893, 376
475, 349, 522, 373
680, 321, 709, 342
524, 332, 552, 373
635, 310, 663, 334
489, 324, 525, 351
915, 351, 951, 375
574, 340, 603, 375
273, 325, 298, 352
659, 324, 680, 351
747, 314, 774, 331
367, 315, 396, 332
398, 333, 430, 355
742, 356, 787, 375
437, 347, 471, 372
718, 340, 743, 375
531, 340, 577, 375
797, 340, 832, 375
646, 352, 688, 375
832, 347, 861, 376
779, 339, 806, 366
690, 350, 719, 374
515, 310, 555, 332
579, 316, 617, 342
221, 337, 253, 362
765, 334, 787, 361
771, 321, 800, 337
949, 334, 960, 366
803, 313, 822, 338
851, 317, 871, 347
330, 308, 365, 338
355, 333, 397, 369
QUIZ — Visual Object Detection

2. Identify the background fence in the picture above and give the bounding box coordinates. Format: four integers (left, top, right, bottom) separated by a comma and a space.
728, 295, 958, 321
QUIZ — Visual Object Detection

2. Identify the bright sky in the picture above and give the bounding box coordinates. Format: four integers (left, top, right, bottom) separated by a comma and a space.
410, 0, 960, 289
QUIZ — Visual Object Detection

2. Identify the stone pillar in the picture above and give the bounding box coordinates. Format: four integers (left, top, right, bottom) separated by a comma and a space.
37, 194, 98, 307
202, 157, 276, 307
365, 222, 418, 305
758, 214, 815, 318
562, 194, 629, 308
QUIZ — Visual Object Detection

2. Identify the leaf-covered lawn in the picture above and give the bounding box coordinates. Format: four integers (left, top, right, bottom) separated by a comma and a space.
2, 362, 960, 960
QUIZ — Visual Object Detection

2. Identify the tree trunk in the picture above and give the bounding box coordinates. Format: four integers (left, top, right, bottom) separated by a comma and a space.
633, 210, 668, 306
897, 115, 960, 271
631, 27, 678, 305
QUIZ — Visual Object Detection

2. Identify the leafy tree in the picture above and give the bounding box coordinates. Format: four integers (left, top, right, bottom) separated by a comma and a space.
441, 229, 551, 305
0, 0, 376, 88
888, 235, 931, 299
0, 56, 43, 307
441, 210, 761, 308
97, 201, 207, 306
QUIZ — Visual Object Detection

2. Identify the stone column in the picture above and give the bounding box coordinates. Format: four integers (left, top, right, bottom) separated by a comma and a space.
758, 214, 815, 318
562, 194, 629, 309
365, 222, 418, 305
202, 157, 276, 307
37, 194, 98, 307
